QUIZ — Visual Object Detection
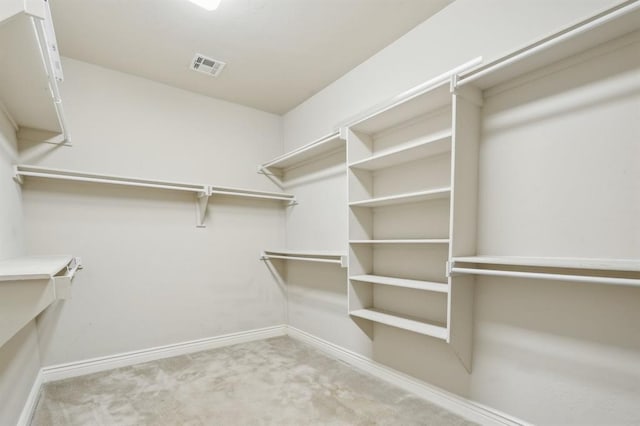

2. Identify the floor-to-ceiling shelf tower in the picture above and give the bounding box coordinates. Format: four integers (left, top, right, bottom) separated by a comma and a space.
345, 73, 480, 371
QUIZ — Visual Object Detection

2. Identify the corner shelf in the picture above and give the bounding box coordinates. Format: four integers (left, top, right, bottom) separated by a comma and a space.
259, 132, 344, 176
349, 188, 451, 208
0, 255, 82, 348
261, 249, 347, 268
451, 256, 640, 287
349, 308, 448, 340
14, 165, 296, 228
350, 274, 448, 293
0, 0, 68, 142
348, 132, 452, 171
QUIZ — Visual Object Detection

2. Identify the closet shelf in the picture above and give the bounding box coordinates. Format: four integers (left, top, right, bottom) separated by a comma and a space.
457, 1, 640, 91
450, 256, 640, 287
349, 308, 448, 340
349, 188, 451, 208
349, 133, 452, 171
350, 239, 449, 245
14, 165, 296, 227
0, 0, 68, 142
350, 274, 448, 293
259, 132, 344, 176
0, 255, 82, 348
261, 249, 347, 268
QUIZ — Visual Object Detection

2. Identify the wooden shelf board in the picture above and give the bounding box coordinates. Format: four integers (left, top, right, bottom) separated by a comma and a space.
350, 239, 449, 245
0, 255, 74, 282
350, 308, 448, 340
350, 188, 451, 208
351, 82, 451, 135
458, 2, 640, 90
453, 256, 640, 272
260, 132, 344, 174
349, 133, 452, 171
350, 274, 448, 293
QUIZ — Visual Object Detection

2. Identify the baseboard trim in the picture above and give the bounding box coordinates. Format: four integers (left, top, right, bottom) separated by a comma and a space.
285, 326, 529, 426
40, 324, 286, 383
16, 370, 42, 426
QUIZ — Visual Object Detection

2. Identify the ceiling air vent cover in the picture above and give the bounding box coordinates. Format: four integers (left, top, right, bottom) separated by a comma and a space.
190, 53, 226, 77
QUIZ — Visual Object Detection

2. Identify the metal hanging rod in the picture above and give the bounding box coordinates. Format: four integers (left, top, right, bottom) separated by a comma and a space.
260, 250, 348, 268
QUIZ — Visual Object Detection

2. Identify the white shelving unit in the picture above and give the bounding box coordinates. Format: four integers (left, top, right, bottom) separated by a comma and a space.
345, 60, 481, 372
0, 0, 69, 143
259, 132, 347, 273
261, 249, 347, 268
0, 255, 82, 347
448, 1, 640, 292
14, 165, 296, 227
259, 132, 344, 177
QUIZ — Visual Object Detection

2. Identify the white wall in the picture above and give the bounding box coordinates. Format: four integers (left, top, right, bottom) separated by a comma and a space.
0, 107, 39, 425
21, 58, 288, 366
282, 0, 640, 424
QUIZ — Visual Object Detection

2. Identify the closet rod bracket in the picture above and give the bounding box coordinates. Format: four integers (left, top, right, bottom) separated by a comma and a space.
195, 186, 212, 228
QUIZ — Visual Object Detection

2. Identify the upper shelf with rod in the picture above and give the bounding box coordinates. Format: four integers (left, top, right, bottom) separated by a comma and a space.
258, 131, 344, 177
456, 0, 640, 92
14, 165, 296, 227
0, 0, 69, 144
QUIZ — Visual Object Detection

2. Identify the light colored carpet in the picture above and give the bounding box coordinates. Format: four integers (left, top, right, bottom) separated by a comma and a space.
31, 336, 476, 425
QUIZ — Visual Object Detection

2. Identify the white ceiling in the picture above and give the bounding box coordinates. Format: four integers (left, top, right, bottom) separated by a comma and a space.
50, 0, 453, 114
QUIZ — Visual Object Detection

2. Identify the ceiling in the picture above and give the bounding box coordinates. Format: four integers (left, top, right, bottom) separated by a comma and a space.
49, 0, 453, 114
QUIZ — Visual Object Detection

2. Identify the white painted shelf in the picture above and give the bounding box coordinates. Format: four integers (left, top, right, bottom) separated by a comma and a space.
457, 1, 640, 90
349, 133, 452, 171
261, 249, 347, 267
349, 188, 451, 208
0, 255, 82, 348
451, 256, 640, 287
349, 239, 449, 245
0, 0, 68, 140
14, 165, 296, 227
259, 132, 344, 176
453, 256, 640, 272
349, 308, 448, 340
350, 274, 448, 293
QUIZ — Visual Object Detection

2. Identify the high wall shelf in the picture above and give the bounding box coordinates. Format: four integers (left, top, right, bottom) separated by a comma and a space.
261, 249, 347, 268
259, 132, 344, 178
14, 165, 296, 227
0, 255, 81, 348
0, 0, 69, 144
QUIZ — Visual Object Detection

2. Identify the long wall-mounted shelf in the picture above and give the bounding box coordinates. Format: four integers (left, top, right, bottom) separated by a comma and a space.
14, 165, 296, 227
261, 249, 347, 268
0, 255, 82, 348
450, 256, 640, 287
0, 0, 69, 143
259, 132, 344, 177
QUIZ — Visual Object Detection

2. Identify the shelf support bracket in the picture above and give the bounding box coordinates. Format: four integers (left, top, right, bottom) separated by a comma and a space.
13, 166, 23, 184
195, 187, 211, 228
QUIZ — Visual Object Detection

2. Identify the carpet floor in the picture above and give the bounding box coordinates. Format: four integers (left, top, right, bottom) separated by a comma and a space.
31, 336, 476, 425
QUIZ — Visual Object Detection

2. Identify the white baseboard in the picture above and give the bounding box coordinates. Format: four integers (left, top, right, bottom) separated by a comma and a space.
285, 326, 529, 426
40, 324, 286, 383
16, 370, 42, 426
20, 324, 527, 426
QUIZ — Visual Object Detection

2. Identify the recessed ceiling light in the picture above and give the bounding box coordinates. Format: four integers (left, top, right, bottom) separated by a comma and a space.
188, 0, 222, 11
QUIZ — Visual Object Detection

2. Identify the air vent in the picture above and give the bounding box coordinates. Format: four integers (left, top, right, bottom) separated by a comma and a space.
190, 53, 226, 77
